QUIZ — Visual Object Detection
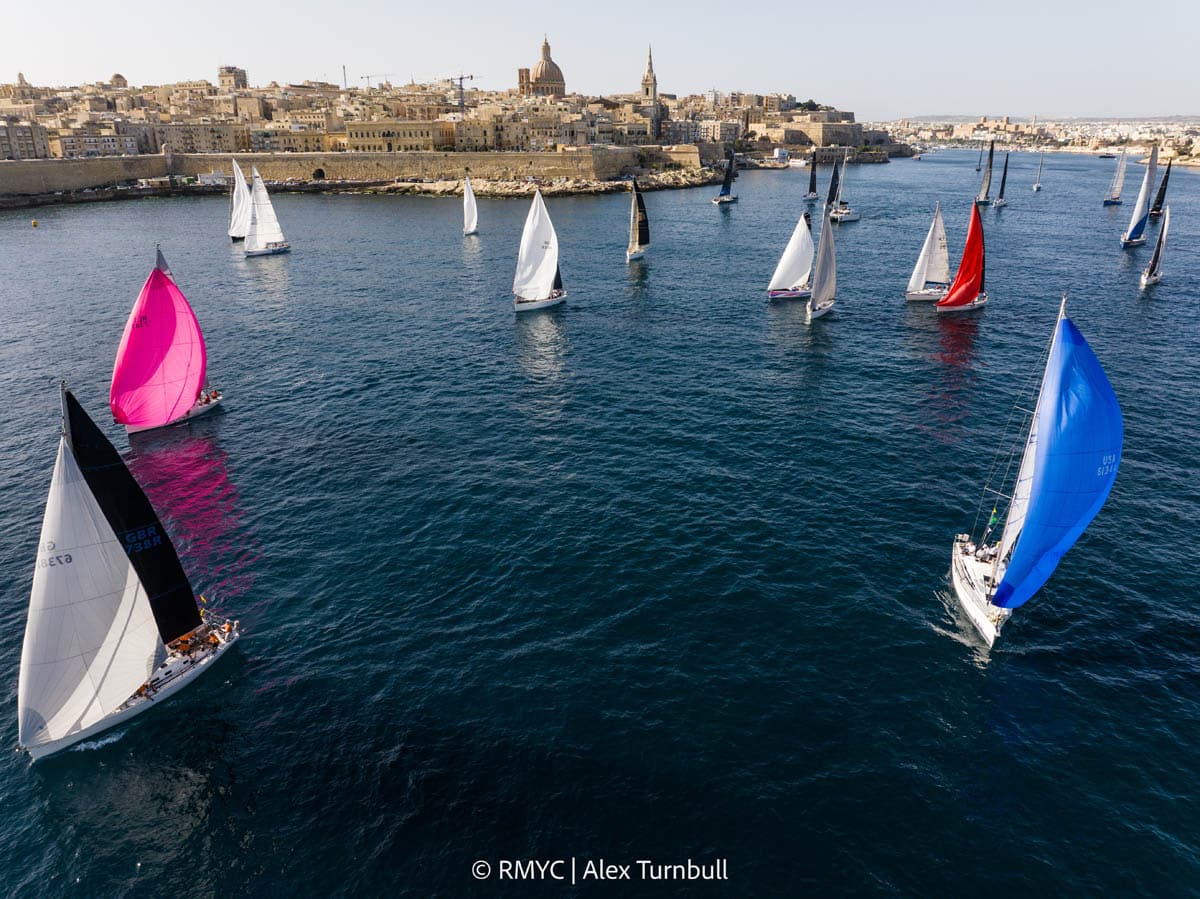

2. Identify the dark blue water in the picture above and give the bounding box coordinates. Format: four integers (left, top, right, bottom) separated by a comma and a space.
1, 151, 1197, 896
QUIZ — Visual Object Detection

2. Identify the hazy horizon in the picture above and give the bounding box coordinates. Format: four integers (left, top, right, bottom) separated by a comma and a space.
8, 0, 1197, 121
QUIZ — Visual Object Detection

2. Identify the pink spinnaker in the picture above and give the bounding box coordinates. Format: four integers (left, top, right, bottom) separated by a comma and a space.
110, 268, 207, 429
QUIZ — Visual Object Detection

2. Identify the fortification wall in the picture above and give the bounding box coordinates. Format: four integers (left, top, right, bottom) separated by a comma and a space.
0, 156, 168, 196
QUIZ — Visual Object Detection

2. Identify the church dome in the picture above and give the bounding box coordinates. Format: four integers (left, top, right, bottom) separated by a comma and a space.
530, 38, 565, 93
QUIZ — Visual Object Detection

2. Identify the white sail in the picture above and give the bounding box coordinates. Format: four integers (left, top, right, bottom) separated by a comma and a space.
245, 167, 287, 252
1123, 145, 1158, 242
977, 146, 993, 203
1106, 150, 1127, 201
18, 440, 162, 751
809, 205, 837, 312
768, 213, 814, 291
834, 155, 848, 207
228, 160, 252, 239
463, 176, 479, 236
907, 202, 949, 292
513, 190, 560, 301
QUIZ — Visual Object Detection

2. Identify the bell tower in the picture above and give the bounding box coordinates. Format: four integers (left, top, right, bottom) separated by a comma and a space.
641, 46, 660, 140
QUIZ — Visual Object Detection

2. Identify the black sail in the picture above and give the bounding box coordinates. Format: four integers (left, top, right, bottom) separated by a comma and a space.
634, 186, 650, 247
719, 152, 735, 195
553, 265, 563, 291
825, 161, 840, 210
808, 153, 818, 194
998, 153, 1009, 199
64, 389, 202, 644
1151, 160, 1171, 215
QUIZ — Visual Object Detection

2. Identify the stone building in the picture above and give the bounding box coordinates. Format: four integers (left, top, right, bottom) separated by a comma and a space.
346, 121, 441, 152
641, 46, 660, 140
0, 118, 50, 159
219, 66, 248, 91
517, 37, 566, 97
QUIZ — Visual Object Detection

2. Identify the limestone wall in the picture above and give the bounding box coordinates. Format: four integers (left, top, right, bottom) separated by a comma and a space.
0, 156, 168, 195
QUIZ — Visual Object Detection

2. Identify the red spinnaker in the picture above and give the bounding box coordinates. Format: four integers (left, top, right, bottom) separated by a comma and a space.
937, 203, 986, 309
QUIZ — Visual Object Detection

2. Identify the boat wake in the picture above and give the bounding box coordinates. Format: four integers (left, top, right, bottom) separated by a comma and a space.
69, 730, 127, 753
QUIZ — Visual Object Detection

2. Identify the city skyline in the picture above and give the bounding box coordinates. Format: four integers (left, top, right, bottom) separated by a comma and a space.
8, 0, 1199, 120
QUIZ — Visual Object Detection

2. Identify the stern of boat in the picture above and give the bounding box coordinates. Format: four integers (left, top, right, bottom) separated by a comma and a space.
950, 534, 1009, 646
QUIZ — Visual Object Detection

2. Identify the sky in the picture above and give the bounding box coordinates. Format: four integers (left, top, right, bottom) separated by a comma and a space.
6, 0, 1197, 120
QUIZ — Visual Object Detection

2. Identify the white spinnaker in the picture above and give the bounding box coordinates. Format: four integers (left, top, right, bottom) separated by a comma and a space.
907, 203, 948, 291
809, 206, 837, 310
513, 190, 559, 300
463, 177, 479, 235
768, 214, 814, 291
18, 440, 161, 749
228, 160, 252, 239
245, 168, 286, 251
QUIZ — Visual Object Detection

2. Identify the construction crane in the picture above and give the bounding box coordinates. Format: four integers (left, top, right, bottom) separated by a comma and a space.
447, 73, 475, 114
359, 73, 397, 89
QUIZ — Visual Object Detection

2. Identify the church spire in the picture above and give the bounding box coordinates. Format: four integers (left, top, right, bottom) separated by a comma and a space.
645, 45, 654, 77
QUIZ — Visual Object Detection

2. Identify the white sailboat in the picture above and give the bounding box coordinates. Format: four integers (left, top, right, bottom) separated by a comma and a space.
1140, 205, 1169, 288
228, 159, 251, 241
767, 211, 814, 299
463, 175, 479, 236
1102, 149, 1127, 205
806, 204, 836, 321
829, 153, 859, 222
905, 202, 950, 301
950, 299, 1122, 645
513, 189, 566, 312
626, 179, 650, 262
18, 386, 240, 761
244, 168, 290, 257
1032, 152, 1044, 192
1120, 145, 1158, 248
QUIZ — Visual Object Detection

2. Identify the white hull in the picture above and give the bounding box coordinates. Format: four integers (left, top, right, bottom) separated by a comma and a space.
712, 195, 738, 205
1120, 236, 1146, 249
245, 243, 290, 257
1032, 184, 1042, 192
514, 291, 567, 313
24, 618, 240, 761
830, 209, 860, 222
992, 198, 1007, 208
950, 535, 1010, 647
626, 249, 646, 262
804, 193, 820, 201
905, 286, 948, 302
806, 300, 834, 321
125, 396, 223, 434
1140, 272, 1161, 288
936, 291, 989, 314
768, 287, 812, 301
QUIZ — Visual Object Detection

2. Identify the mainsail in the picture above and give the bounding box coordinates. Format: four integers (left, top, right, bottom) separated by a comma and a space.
110, 254, 207, 431
907, 202, 949, 293
807, 154, 818, 196
768, 212, 814, 293
228, 160, 252, 239
976, 141, 994, 203
824, 160, 840, 210
463, 176, 479, 236
1121, 145, 1158, 245
513, 189, 560, 301
1104, 150, 1128, 203
991, 313, 1123, 609
627, 179, 650, 257
808, 204, 836, 314
936, 204, 985, 310
1144, 206, 1170, 281
717, 151, 736, 198
995, 153, 1009, 201
245, 167, 287, 253
1150, 159, 1171, 216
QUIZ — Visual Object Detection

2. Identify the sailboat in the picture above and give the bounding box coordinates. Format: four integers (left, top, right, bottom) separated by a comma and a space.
767, 211, 814, 299
513, 189, 566, 312
991, 153, 1010, 207
1120, 145, 1157, 248
905, 202, 950, 301
18, 385, 241, 761
1102, 149, 1127, 205
806, 204, 836, 321
936, 203, 988, 314
463, 175, 479, 236
111, 248, 221, 433
243, 167, 290, 256
712, 150, 738, 204
975, 141, 995, 205
829, 152, 859, 222
804, 152, 819, 200
975, 143, 984, 172
1032, 152, 1044, 192
626, 179, 650, 262
228, 159, 251, 241
1150, 159, 1171, 217
1140, 206, 1170, 288
949, 299, 1122, 646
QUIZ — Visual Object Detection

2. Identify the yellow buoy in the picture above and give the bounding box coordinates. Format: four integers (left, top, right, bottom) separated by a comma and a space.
31, 220, 38, 228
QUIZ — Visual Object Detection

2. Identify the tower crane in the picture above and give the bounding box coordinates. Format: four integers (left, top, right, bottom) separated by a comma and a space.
447, 73, 475, 114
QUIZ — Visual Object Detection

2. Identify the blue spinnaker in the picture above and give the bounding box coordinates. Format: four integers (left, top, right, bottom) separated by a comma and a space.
992, 319, 1123, 609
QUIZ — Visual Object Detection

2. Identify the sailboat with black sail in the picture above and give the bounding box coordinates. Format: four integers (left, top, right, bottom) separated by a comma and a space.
975, 141, 994, 205
626, 179, 650, 262
18, 386, 240, 761
1140, 206, 1169, 288
992, 153, 1010, 207
1150, 159, 1171, 217
1120, 145, 1157, 248
805, 152, 819, 200
829, 152, 859, 222
713, 150, 738, 204
905, 202, 950, 301
950, 299, 1122, 645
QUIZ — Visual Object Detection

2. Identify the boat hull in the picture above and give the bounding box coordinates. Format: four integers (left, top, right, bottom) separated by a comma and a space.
229, 235, 245, 243
124, 396, 223, 434
626, 249, 646, 262
974, 197, 990, 205
806, 300, 834, 321
905, 286, 948, 302
712, 196, 738, 205
1140, 271, 1161, 288
803, 193, 819, 201
513, 292, 567, 313
992, 199, 1007, 208
830, 211, 860, 223
1102, 199, 1122, 206
245, 243, 290, 257
1032, 185, 1042, 192
1120, 235, 1146, 248
463, 229, 478, 237
936, 291, 989, 314
23, 618, 241, 761
768, 287, 812, 300
950, 535, 1009, 647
